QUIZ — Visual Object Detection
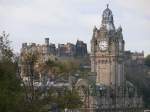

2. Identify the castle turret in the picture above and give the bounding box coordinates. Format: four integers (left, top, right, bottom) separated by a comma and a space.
45, 38, 49, 46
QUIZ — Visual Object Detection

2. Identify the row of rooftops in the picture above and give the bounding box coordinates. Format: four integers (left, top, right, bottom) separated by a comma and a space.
124, 50, 145, 65
21, 38, 88, 57
125, 50, 144, 59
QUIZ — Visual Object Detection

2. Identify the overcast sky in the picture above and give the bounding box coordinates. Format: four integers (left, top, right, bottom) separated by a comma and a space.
0, 0, 150, 55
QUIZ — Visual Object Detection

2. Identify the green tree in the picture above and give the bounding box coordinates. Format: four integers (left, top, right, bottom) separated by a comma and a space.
48, 88, 82, 111
0, 31, 42, 112
0, 62, 26, 112
33, 58, 82, 111
60, 89, 83, 110
125, 61, 150, 108
0, 31, 25, 112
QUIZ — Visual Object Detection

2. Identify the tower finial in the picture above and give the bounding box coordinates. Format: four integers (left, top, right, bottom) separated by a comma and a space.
107, 4, 109, 8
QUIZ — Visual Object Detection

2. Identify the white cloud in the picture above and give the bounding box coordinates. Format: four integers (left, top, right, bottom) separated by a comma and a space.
115, 0, 150, 16
0, 0, 149, 55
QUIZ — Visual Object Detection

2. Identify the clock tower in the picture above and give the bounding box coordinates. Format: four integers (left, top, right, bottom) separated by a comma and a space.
91, 4, 125, 87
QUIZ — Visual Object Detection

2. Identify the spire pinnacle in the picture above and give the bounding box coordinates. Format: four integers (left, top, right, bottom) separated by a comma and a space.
107, 4, 109, 8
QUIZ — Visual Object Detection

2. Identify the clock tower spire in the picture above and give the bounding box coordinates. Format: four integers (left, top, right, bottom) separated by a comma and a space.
91, 5, 125, 87
101, 4, 115, 31
89, 4, 143, 112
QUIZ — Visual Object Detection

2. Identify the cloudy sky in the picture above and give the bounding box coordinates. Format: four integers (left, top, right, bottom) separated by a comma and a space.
0, 0, 150, 55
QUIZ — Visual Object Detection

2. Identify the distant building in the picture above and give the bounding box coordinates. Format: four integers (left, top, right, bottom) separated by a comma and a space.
19, 38, 57, 80
75, 40, 87, 57
20, 38, 88, 61
57, 40, 88, 57
124, 50, 144, 65
57, 43, 76, 57
21, 38, 56, 57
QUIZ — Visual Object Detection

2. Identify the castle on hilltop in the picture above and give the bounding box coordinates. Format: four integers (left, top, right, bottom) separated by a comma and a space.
21, 38, 87, 59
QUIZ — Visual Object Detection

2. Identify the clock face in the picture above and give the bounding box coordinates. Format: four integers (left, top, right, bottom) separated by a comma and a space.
99, 40, 108, 51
